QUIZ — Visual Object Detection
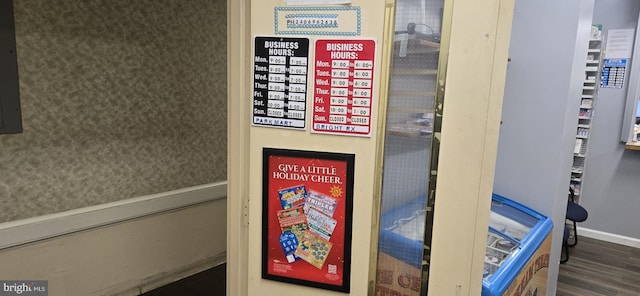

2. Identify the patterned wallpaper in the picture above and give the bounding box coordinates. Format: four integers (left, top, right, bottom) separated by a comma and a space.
0, 0, 227, 223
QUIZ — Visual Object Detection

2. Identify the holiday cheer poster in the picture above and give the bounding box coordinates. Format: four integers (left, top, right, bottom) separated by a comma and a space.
262, 148, 354, 292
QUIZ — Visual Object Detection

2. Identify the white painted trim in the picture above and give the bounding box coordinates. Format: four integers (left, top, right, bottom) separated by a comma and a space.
578, 226, 640, 248
0, 182, 227, 250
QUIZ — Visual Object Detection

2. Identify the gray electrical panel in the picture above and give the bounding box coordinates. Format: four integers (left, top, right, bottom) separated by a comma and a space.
0, 0, 22, 134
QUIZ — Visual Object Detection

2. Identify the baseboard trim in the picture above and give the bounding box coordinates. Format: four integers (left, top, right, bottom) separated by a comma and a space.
578, 226, 640, 248
137, 252, 226, 296
0, 182, 227, 250
99, 252, 227, 296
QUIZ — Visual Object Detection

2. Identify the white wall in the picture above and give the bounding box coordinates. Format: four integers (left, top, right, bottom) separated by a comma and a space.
579, 0, 640, 243
0, 199, 227, 296
493, 1, 594, 295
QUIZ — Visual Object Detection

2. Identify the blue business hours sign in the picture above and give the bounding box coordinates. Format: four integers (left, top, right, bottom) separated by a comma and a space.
601, 58, 627, 89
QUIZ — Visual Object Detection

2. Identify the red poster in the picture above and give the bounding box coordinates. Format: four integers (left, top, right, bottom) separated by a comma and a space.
262, 148, 354, 292
312, 39, 376, 137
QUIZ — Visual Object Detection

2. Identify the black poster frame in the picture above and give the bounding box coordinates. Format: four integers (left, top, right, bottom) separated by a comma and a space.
261, 148, 354, 293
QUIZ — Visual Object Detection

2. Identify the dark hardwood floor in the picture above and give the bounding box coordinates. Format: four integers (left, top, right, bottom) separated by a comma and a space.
557, 236, 640, 296
141, 237, 640, 296
140, 263, 226, 296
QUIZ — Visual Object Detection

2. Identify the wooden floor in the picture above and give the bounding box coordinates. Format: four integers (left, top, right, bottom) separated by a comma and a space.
141, 237, 640, 296
140, 263, 226, 296
557, 236, 640, 296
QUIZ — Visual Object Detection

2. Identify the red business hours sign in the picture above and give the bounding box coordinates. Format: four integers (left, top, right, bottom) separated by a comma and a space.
312, 39, 376, 137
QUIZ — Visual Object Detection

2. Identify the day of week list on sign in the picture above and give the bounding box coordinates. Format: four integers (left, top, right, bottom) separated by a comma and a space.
252, 37, 310, 129
312, 39, 376, 137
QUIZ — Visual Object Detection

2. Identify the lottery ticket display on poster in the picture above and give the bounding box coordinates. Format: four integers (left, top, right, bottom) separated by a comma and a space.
262, 148, 354, 293
279, 185, 307, 209
304, 190, 338, 217
277, 206, 308, 236
306, 207, 337, 240
295, 230, 334, 269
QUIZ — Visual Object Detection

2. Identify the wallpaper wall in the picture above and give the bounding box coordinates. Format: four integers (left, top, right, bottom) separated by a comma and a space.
0, 0, 227, 223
